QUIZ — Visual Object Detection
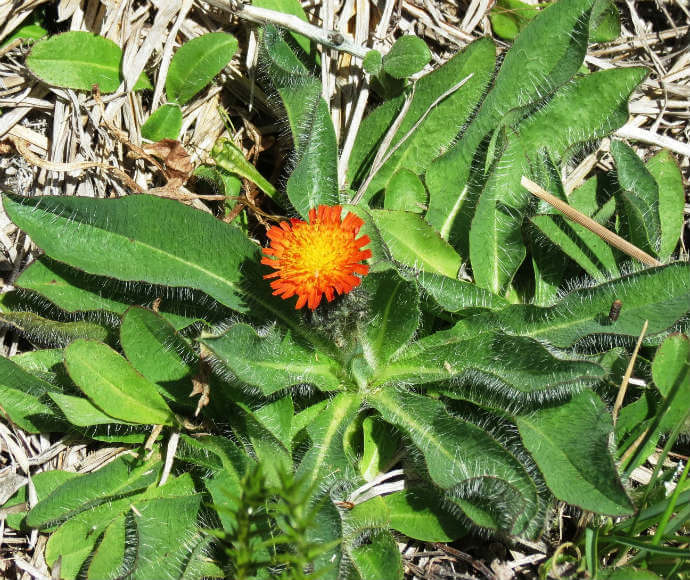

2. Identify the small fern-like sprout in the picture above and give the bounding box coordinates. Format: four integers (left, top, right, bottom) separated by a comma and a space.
210, 463, 339, 579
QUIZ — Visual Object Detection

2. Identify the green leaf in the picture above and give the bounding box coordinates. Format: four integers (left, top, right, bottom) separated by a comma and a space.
469, 68, 645, 294
427, 0, 595, 245
254, 396, 294, 445
49, 392, 135, 427
528, 219, 572, 306
417, 272, 509, 311
26, 455, 161, 529
26, 31, 136, 93
610, 139, 661, 257
291, 399, 329, 439
362, 50, 382, 75
384, 168, 427, 213
15, 257, 214, 330
467, 139, 530, 294
652, 333, 690, 431
166, 32, 238, 105
1, 470, 81, 531
200, 323, 343, 395
646, 149, 684, 259
64, 339, 176, 426
306, 501, 343, 580
262, 25, 338, 217
520, 69, 647, 161
516, 390, 633, 515
211, 137, 277, 198
350, 37, 496, 200
501, 263, 690, 348
358, 270, 419, 369
385, 487, 467, 541
86, 514, 127, 578
359, 415, 400, 481
296, 393, 361, 490
140, 103, 183, 141
234, 402, 292, 487
9, 348, 70, 389
0, 310, 110, 347
370, 209, 461, 277
44, 474, 200, 580
601, 569, 663, 580
120, 307, 197, 404
128, 476, 203, 579
254, 0, 313, 55
376, 329, 603, 407
489, 0, 539, 41
0, 356, 62, 433
589, 0, 620, 42
1, 22, 47, 49
347, 96, 404, 189
2, 194, 306, 338
530, 214, 620, 280
349, 529, 403, 580
193, 165, 242, 197
370, 389, 540, 534
382, 35, 431, 79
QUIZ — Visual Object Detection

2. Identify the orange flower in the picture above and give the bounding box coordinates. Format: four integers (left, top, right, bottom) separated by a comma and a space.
261, 205, 372, 310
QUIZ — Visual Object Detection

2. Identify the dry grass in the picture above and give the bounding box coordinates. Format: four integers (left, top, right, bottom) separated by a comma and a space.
0, 0, 688, 578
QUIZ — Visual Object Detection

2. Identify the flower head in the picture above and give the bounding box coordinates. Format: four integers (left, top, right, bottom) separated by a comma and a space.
261, 205, 372, 310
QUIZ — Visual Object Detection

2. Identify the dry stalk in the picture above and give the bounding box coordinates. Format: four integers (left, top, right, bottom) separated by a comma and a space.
613, 319, 649, 425
4, 134, 144, 192
520, 176, 663, 267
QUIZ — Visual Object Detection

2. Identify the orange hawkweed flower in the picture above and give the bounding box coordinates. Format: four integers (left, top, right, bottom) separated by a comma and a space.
261, 205, 372, 310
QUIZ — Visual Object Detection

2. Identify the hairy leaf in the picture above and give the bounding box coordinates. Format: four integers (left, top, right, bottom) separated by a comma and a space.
427, 0, 595, 245
26, 455, 161, 529
0, 356, 62, 432
44, 474, 200, 580
516, 390, 633, 514
417, 272, 509, 311
375, 329, 603, 407
0, 310, 109, 347
359, 415, 401, 481
15, 257, 207, 330
385, 487, 467, 541
652, 333, 690, 431
384, 168, 427, 213
1, 470, 80, 531
358, 270, 419, 369
500, 263, 690, 347
370, 389, 540, 534
200, 323, 343, 395
254, 0, 313, 54
530, 214, 620, 280
611, 139, 661, 257
469, 68, 645, 294
49, 392, 135, 427
349, 529, 403, 580
120, 307, 197, 404
2, 194, 308, 339
296, 393, 361, 490
646, 149, 684, 260
350, 37, 495, 200
382, 35, 431, 79
262, 25, 338, 217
